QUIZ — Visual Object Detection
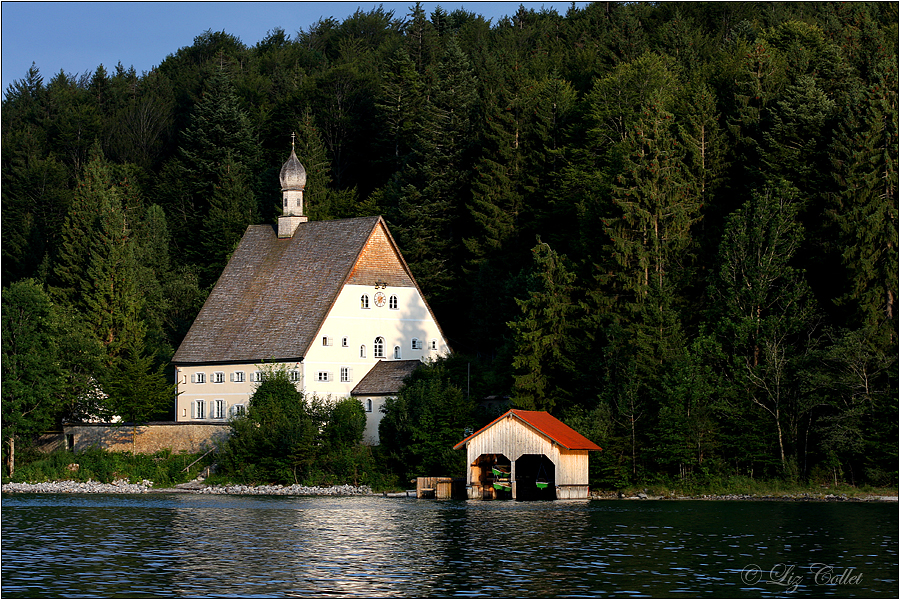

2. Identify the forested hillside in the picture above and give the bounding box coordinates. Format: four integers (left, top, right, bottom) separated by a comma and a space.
2, 2, 897, 487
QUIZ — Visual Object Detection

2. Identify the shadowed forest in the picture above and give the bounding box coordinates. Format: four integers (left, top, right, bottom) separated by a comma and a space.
3, 2, 897, 489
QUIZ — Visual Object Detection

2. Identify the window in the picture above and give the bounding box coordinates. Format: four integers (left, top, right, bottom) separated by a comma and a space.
342, 336, 349, 347
412, 338, 423, 350
231, 371, 245, 383
431, 339, 438, 351
374, 337, 385, 358
251, 371, 263, 383
365, 399, 373, 413
192, 372, 206, 384
360, 294, 370, 309
340, 367, 352, 383
389, 295, 398, 310
322, 336, 333, 346
193, 400, 206, 419
213, 399, 226, 419
360, 345, 367, 359
289, 370, 300, 382
317, 371, 331, 382
393, 345, 401, 359
213, 372, 225, 384
230, 404, 246, 417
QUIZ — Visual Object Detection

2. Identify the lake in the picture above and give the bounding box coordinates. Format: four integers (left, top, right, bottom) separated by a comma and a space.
2, 493, 897, 598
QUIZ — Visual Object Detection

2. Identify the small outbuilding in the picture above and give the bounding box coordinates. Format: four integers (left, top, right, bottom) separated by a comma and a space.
453, 409, 601, 500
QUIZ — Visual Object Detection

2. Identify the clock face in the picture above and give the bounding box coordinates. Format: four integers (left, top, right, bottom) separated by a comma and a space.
374, 292, 386, 307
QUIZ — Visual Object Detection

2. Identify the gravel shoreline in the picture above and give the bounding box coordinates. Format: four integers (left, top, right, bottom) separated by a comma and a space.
592, 491, 899, 502
2, 481, 895, 501
1, 480, 373, 496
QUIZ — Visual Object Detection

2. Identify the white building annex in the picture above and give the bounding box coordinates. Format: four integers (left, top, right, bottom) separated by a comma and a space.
171, 143, 449, 443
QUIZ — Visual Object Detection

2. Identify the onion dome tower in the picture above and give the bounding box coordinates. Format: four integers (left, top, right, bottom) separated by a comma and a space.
277, 134, 308, 238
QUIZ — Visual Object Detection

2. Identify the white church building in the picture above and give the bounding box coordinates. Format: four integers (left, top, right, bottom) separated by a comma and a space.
171, 143, 449, 443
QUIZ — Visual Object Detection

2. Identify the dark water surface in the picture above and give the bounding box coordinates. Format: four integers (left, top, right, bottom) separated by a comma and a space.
2, 493, 896, 598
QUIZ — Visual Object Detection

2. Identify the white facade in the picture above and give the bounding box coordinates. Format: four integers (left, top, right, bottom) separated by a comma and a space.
174, 283, 448, 441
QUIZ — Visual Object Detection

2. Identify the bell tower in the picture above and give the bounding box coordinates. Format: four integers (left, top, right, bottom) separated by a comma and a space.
278, 134, 308, 238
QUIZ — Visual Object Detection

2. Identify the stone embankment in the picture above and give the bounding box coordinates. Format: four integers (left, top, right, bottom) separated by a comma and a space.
196, 483, 372, 496
1, 480, 373, 496
590, 490, 898, 502
2, 480, 153, 494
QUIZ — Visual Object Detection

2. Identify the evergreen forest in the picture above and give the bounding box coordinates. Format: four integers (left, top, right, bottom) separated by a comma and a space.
2, 2, 897, 489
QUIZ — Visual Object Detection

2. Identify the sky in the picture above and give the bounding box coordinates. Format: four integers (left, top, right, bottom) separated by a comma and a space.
2, 1, 586, 93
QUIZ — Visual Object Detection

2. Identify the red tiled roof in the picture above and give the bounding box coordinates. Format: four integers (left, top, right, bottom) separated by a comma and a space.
454, 409, 602, 451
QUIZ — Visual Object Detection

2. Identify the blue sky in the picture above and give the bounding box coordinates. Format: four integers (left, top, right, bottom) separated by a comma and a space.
2, 1, 585, 93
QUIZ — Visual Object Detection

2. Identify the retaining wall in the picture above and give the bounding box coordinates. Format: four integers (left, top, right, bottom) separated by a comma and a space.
63, 422, 231, 454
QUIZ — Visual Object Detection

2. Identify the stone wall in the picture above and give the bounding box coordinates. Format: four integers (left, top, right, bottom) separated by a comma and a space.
63, 422, 231, 455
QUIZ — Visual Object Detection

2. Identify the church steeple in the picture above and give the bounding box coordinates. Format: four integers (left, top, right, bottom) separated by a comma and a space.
278, 134, 308, 238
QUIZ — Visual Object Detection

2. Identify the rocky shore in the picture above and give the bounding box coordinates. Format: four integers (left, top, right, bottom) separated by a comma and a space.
1, 480, 373, 496
591, 490, 898, 502
191, 483, 372, 496
2, 479, 154, 494
3, 481, 895, 501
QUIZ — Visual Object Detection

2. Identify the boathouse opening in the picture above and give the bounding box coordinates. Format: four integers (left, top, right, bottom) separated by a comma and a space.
514, 454, 556, 500
470, 453, 512, 499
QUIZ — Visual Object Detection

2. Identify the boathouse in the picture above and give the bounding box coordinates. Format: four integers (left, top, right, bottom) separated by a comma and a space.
453, 409, 601, 500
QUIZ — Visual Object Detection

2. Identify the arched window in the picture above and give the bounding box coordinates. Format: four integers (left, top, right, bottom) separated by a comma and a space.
374, 337, 384, 358
365, 399, 373, 413
389, 295, 398, 309
393, 345, 401, 359
360, 294, 370, 309
360, 345, 367, 359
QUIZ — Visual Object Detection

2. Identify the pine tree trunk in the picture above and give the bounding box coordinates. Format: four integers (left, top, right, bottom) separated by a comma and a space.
7, 436, 14, 478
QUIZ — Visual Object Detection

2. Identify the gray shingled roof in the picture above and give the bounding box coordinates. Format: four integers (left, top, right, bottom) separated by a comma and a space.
351, 360, 422, 396
172, 216, 382, 364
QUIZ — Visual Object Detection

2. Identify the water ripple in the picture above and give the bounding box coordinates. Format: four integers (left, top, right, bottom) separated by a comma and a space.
2, 494, 897, 597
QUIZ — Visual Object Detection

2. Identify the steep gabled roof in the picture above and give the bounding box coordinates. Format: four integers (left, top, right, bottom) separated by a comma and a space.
453, 409, 602, 451
350, 360, 421, 396
173, 216, 385, 364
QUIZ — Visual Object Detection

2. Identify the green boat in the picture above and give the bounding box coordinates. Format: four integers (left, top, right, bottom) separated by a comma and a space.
493, 481, 511, 491
492, 466, 510, 478
536, 481, 549, 490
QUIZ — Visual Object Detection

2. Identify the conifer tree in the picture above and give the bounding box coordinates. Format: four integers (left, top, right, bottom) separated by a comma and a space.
384, 37, 476, 306
160, 67, 259, 259
509, 241, 579, 412
376, 48, 423, 168
2, 280, 65, 476
829, 55, 898, 335
605, 95, 699, 373
200, 154, 257, 286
